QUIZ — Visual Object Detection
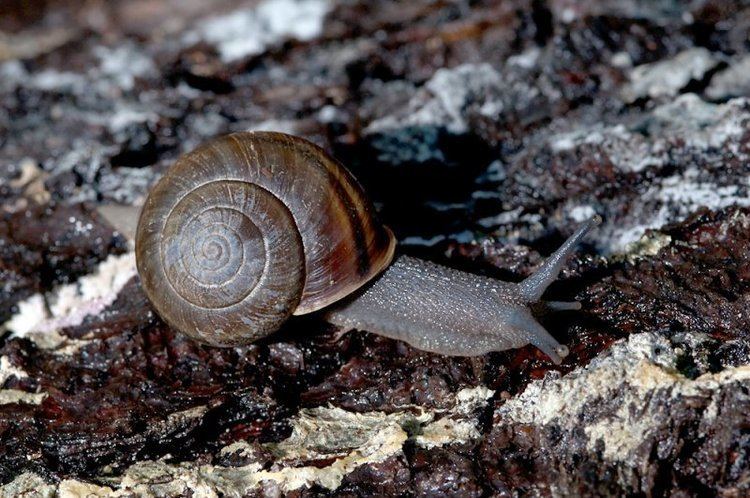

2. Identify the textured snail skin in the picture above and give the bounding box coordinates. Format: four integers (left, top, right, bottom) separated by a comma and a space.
135, 130, 597, 363
326, 218, 598, 365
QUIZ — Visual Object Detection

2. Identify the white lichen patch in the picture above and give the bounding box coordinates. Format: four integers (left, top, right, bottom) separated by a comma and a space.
3, 295, 50, 343
8, 158, 47, 195
41, 142, 116, 204
0, 356, 28, 386
706, 54, 750, 100
608, 167, 750, 253
58, 480, 113, 497
5, 386, 494, 495
189, 0, 332, 62
93, 43, 157, 92
2, 252, 136, 352
477, 207, 524, 229
550, 123, 660, 173
551, 122, 630, 153
2, 36, 156, 95
106, 105, 160, 134
551, 95, 750, 254
0, 389, 47, 406
454, 385, 495, 414
416, 418, 482, 449
497, 333, 750, 463
271, 405, 430, 463
568, 205, 598, 223
0, 472, 56, 498
650, 167, 749, 215
367, 63, 514, 134
619, 231, 673, 259
550, 94, 749, 175
98, 166, 156, 205
219, 441, 258, 459
27, 69, 89, 92
649, 93, 749, 153
622, 48, 719, 102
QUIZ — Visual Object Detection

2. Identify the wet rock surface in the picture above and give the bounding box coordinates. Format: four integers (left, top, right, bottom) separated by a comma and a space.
1, 0, 750, 496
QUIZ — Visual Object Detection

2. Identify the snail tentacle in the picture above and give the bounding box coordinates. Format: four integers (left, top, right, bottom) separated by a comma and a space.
518, 215, 600, 302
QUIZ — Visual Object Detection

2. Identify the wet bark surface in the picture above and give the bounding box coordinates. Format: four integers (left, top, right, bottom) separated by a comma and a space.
1, 0, 750, 496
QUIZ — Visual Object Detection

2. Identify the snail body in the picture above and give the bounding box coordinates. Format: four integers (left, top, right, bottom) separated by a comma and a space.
135, 131, 597, 364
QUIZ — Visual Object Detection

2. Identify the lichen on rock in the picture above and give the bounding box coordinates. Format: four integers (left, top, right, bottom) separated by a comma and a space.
487, 332, 750, 494
1, 387, 494, 495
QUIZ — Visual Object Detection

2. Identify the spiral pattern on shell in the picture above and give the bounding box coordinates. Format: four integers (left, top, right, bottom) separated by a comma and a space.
136, 132, 395, 346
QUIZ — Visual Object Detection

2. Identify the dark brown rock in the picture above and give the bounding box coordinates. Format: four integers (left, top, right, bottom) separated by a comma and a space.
2, 0, 750, 495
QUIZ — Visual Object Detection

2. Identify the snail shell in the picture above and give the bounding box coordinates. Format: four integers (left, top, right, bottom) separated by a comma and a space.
136, 131, 395, 346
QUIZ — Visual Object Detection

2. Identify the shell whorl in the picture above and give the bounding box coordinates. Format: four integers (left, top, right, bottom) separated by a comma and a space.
136, 132, 395, 346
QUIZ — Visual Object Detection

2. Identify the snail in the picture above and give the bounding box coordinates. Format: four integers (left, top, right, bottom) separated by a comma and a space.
134, 131, 598, 364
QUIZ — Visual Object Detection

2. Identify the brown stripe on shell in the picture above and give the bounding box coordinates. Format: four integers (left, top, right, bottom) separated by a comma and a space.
137, 131, 395, 336
321, 151, 372, 277
268, 133, 395, 314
